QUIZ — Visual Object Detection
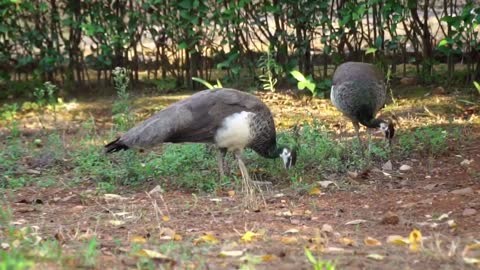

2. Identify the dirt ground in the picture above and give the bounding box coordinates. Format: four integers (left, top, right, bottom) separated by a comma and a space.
1, 89, 480, 269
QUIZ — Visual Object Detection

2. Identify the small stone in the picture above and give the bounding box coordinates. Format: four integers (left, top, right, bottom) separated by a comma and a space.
451, 187, 474, 195
321, 224, 334, 233
399, 165, 412, 171
423, 183, 437, 190
72, 205, 85, 212
460, 159, 473, 167
432, 86, 446, 95
463, 208, 477, 216
382, 160, 393, 171
26, 169, 41, 175
380, 211, 400, 225
148, 185, 164, 194
400, 77, 416, 86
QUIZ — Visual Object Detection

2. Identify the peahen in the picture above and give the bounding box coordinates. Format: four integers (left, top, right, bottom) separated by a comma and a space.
105, 88, 297, 208
331, 62, 395, 146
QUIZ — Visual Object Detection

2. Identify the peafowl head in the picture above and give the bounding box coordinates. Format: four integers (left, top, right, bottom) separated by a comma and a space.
279, 147, 297, 169
379, 120, 395, 142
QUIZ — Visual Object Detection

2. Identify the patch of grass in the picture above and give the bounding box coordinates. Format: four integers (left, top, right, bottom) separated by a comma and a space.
244, 121, 380, 186
0, 207, 63, 268
304, 248, 336, 270
152, 144, 224, 192
81, 237, 99, 267
397, 126, 453, 157
0, 120, 29, 189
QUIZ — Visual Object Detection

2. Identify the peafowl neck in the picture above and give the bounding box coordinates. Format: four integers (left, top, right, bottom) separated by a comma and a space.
251, 139, 281, 159
359, 117, 383, 129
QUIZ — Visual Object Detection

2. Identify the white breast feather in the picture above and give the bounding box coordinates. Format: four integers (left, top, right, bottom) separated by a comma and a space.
330, 85, 339, 108
215, 111, 254, 151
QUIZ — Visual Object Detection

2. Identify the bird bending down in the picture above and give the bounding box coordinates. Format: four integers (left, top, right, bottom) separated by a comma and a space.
330, 62, 395, 149
104, 88, 297, 209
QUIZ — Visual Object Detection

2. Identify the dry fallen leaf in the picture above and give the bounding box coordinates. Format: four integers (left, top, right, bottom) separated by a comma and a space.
283, 228, 300, 234
366, 253, 385, 261
345, 219, 367, 225
308, 187, 321, 196
227, 190, 235, 197
324, 247, 352, 254
130, 236, 147, 244
386, 235, 409, 246
318, 181, 336, 188
463, 257, 480, 265
280, 236, 298, 244
338, 237, 355, 246
104, 194, 127, 201
447, 219, 457, 232
135, 249, 173, 263
364, 237, 382, 247
462, 243, 480, 259
261, 254, 276, 262
219, 250, 245, 257
162, 215, 170, 222
173, 234, 182, 241
241, 231, 261, 243
193, 234, 219, 245
409, 229, 422, 252
108, 220, 125, 226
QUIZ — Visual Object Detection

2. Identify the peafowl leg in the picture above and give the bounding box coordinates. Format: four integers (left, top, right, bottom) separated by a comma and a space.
217, 148, 229, 179
353, 121, 362, 146
234, 150, 259, 210
367, 128, 373, 156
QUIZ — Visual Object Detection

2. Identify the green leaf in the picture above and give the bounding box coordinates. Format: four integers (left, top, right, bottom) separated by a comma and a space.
305, 81, 316, 92
438, 39, 448, 47
192, 77, 214, 89
298, 81, 308, 90
290, 70, 306, 82
178, 0, 192, 9
178, 41, 188, 49
474, 81, 480, 94
365, 47, 378, 55
304, 248, 317, 265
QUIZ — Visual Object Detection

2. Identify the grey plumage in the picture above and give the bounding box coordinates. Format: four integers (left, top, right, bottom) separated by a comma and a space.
331, 62, 394, 143
105, 88, 296, 208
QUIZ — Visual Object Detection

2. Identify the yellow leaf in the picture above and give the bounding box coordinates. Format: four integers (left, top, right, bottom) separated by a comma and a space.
162, 216, 170, 222
366, 253, 384, 261
241, 231, 260, 243
130, 236, 147, 244
308, 187, 321, 195
338, 237, 355, 246
463, 257, 480, 265
280, 236, 298, 244
386, 235, 409, 246
173, 234, 182, 241
193, 234, 219, 245
364, 237, 382, 247
219, 250, 245, 257
261, 254, 276, 262
135, 249, 172, 262
465, 243, 480, 251
227, 190, 235, 197
447, 220, 457, 231
409, 229, 422, 252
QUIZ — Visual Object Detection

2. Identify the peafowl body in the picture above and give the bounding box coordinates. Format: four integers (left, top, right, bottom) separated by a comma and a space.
331, 62, 395, 143
105, 88, 296, 208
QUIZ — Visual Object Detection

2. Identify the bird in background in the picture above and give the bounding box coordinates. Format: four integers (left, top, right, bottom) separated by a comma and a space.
330, 62, 395, 147
104, 88, 297, 209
